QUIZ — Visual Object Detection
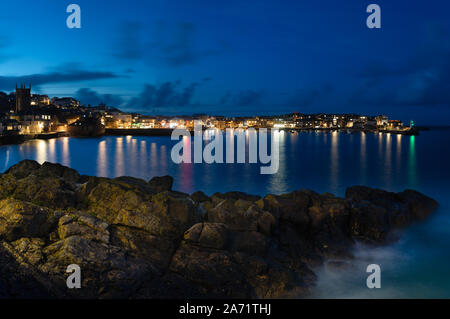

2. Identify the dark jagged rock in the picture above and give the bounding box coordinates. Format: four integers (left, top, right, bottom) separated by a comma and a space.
0, 198, 59, 241
39, 162, 80, 185
148, 175, 173, 193
346, 186, 438, 242
0, 161, 439, 299
5, 160, 41, 179
191, 191, 210, 203
114, 176, 156, 194
212, 191, 261, 202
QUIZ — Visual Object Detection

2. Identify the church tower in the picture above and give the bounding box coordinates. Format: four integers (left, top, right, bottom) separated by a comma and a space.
15, 84, 31, 112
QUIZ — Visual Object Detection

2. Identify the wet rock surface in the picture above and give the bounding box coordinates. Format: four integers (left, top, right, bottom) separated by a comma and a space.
0, 160, 439, 298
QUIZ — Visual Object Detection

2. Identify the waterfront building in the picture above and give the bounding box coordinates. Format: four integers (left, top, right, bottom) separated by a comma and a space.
30, 94, 50, 106
244, 118, 258, 127
353, 121, 365, 129
133, 115, 157, 128
0, 119, 21, 135
52, 97, 80, 109
273, 119, 286, 128
365, 116, 378, 129
18, 111, 54, 134
169, 117, 186, 129
68, 116, 105, 137
387, 120, 404, 130
64, 114, 81, 125
184, 117, 195, 129
106, 112, 132, 128
258, 118, 273, 128
375, 115, 389, 127
211, 119, 226, 129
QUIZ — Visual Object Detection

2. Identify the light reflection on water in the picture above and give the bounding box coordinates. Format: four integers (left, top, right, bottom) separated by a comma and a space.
97, 140, 107, 177
330, 131, 339, 194
360, 132, 367, 185
408, 135, 418, 188
0, 131, 423, 196
62, 137, 70, 167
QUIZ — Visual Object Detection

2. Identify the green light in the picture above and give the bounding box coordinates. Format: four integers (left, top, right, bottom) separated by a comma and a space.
408, 135, 417, 187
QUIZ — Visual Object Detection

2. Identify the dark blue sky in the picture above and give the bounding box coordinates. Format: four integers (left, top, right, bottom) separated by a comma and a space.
0, 0, 449, 124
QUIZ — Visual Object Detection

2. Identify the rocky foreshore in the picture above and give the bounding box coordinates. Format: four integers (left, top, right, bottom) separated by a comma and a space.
0, 160, 438, 298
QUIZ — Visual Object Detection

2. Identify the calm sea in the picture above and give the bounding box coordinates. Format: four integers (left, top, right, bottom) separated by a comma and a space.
1, 129, 449, 298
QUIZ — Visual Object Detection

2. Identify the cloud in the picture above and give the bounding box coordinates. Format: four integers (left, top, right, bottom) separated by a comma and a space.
150, 22, 207, 66
219, 92, 232, 105
233, 90, 263, 107
113, 21, 224, 67
354, 24, 450, 107
75, 88, 123, 107
113, 22, 144, 61
0, 64, 120, 91
127, 80, 200, 109
219, 90, 263, 107
218, 85, 331, 110
283, 84, 333, 108
286, 89, 320, 108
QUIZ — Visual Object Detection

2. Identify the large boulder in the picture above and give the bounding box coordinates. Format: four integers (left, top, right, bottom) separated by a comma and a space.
184, 223, 229, 250
397, 189, 439, 221
85, 178, 199, 240
207, 199, 260, 231
346, 186, 439, 230
258, 191, 310, 229
169, 245, 249, 298
148, 175, 173, 193
38, 162, 80, 185
171, 231, 315, 298
114, 176, 155, 194
5, 160, 41, 179
349, 201, 389, 243
147, 191, 200, 239
191, 191, 210, 203
2, 161, 79, 210
12, 174, 77, 209
0, 173, 18, 199
41, 235, 156, 298
0, 198, 57, 241
57, 214, 110, 244
82, 178, 153, 223
109, 225, 176, 270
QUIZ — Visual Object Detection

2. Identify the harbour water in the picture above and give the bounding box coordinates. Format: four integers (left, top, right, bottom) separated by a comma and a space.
1, 129, 449, 298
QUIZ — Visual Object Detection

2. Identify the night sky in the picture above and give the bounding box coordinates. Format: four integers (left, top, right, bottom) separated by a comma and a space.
0, 0, 449, 124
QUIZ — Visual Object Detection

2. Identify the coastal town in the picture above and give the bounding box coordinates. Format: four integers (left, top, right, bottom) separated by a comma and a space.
0, 85, 416, 142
